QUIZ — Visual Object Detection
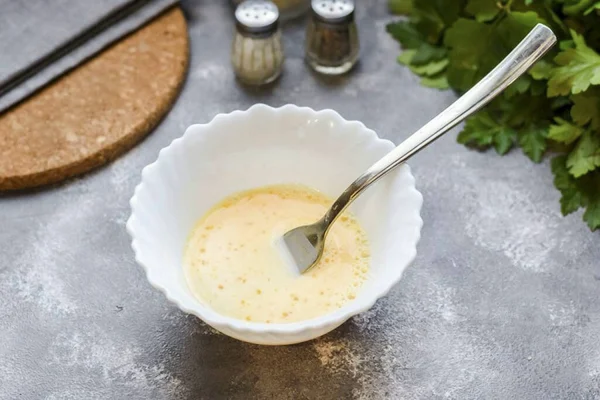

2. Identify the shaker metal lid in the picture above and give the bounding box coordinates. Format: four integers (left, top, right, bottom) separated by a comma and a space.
235, 0, 279, 34
311, 0, 355, 23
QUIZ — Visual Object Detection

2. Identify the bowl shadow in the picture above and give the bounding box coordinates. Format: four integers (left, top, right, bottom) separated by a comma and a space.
169, 317, 363, 399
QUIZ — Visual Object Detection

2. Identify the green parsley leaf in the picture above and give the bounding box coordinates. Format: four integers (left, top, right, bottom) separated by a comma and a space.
584, 197, 600, 231
458, 113, 494, 148
548, 117, 584, 144
530, 79, 548, 96
504, 76, 532, 98
552, 155, 586, 215
420, 73, 450, 89
559, 39, 575, 50
414, 0, 465, 44
397, 49, 417, 65
566, 130, 600, 177
411, 43, 447, 64
444, 12, 543, 90
563, 0, 597, 15
397, 49, 449, 76
458, 112, 517, 154
386, 21, 425, 49
518, 125, 548, 162
514, 0, 569, 36
494, 127, 519, 154
571, 90, 600, 128
444, 19, 498, 90
412, 59, 450, 76
496, 93, 554, 127
552, 155, 600, 230
584, 2, 600, 14
496, 11, 545, 51
465, 0, 501, 22
389, 0, 414, 15
548, 30, 600, 96
530, 60, 553, 80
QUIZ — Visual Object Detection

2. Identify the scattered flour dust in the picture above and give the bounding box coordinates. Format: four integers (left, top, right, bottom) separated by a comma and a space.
350, 304, 384, 333
435, 154, 574, 273
313, 337, 365, 376
311, 304, 386, 375
312, 337, 414, 400
108, 149, 142, 195
582, 319, 600, 394
192, 61, 230, 81
588, 348, 600, 381
47, 330, 184, 399
547, 301, 579, 327
108, 159, 133, 226
428, 282, 459, 323
463, 179, 560, 272
2, 186, 96, 316
310, 278, 497, 399
9, 248, 78, 315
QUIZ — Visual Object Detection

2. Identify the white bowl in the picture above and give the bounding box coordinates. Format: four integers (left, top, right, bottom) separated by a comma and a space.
127, 104, 423, 345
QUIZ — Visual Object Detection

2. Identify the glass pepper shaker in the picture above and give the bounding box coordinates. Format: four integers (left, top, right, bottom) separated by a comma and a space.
231, 0, 284, 85
305, 0, 359, 75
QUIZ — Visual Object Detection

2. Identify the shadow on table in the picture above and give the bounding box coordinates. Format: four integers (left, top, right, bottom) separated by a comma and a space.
234, 59, 362, 102
173, 318, 361, 399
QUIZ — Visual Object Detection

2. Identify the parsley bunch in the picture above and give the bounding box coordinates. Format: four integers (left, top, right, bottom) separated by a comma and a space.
387, 0, 600, 230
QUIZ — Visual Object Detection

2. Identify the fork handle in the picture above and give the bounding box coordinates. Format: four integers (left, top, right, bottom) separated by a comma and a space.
320, 24, 556, 232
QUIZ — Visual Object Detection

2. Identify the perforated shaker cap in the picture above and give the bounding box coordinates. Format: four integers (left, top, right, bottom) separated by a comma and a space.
311, 0, 355, 24
235, 0, 280, 35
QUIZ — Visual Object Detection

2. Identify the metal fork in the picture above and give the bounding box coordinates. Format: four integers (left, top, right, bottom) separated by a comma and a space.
282, 24, 556, 274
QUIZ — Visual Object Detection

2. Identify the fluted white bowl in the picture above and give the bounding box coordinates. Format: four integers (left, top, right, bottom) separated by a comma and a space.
127, 104, 423, 345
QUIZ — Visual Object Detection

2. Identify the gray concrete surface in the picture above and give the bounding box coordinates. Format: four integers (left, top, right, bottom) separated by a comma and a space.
1, 1, 599, 399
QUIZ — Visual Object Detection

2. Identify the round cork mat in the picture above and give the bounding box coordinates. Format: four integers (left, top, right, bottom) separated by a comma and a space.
0, 7, 189, 191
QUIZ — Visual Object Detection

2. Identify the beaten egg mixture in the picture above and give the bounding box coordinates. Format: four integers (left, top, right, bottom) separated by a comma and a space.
183, 184, 370, 323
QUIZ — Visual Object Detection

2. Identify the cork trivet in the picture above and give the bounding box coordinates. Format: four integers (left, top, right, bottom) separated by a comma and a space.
0, 7, 189, 191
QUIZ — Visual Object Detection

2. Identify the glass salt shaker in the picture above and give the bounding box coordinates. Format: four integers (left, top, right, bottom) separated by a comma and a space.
305, 0, 359, 75
231, 0, 284, 85
231, 0, 309, 21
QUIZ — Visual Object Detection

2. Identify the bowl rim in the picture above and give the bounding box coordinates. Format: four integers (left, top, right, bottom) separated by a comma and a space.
127, 103, 423, 337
